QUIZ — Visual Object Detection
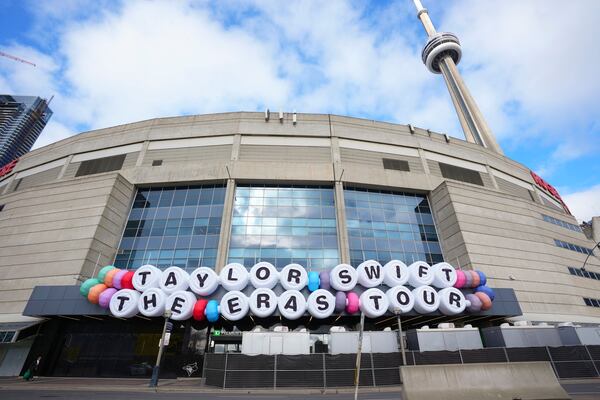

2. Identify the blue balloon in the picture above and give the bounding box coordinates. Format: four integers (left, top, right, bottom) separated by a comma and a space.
475, 285, 495, 301
476, 271, 487, 286
206, 299, 219, 322
308, 271, 320, 292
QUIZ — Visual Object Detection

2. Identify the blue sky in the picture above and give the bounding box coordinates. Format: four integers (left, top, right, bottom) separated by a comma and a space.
1, 0, 599, 220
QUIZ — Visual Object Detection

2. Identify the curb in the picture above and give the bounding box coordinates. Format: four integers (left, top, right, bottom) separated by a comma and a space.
0, 382, 404, 395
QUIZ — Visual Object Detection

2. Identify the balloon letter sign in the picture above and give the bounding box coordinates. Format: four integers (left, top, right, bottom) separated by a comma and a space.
81, 260, 495, 322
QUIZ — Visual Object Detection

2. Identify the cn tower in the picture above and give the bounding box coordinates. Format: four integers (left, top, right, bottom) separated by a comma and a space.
413, 0, 503, 154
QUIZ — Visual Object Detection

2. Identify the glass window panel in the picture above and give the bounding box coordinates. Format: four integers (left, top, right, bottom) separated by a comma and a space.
344, 188, 443, 266
228, 185, 339, 270
115, 185, 225, 270
196, 206, 210, 217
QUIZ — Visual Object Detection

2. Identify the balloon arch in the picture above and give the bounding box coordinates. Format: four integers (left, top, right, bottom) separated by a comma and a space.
80, 260, 495, 322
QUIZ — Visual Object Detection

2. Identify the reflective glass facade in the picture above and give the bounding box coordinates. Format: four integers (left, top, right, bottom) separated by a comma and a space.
114, 184, 443, 271
228, 185, 339, 270
115, 185, 226, 270
344, 188, 443, 266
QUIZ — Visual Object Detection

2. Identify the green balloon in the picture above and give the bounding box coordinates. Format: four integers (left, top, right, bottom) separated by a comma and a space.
97, 266, 116, 282
80, 278, 101, 296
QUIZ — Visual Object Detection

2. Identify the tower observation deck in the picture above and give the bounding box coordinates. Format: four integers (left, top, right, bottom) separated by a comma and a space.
413, 0, 503, 154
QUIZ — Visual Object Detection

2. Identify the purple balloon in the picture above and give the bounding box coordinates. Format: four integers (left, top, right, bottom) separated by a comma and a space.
319, 271, 331, 290
466, 293, 482, 313
464, 270, 473, 288
335, 291, 346, 312
99, 288, 118, 309
112, 270, 128, 289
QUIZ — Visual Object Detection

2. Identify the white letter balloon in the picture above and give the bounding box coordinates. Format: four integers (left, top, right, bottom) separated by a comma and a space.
110, 289, 141, 318
357, 260, 384, 288
329, 264, 358, 292
188, 267, 219, 296
307, 289, 336, 319
359, 288, 389, 318
166, 291, 196, 321
132, 265, 162, 292
408, 261, 434, 287
278, 290, 306, 320
220, 291, 249, 321
138, 288, 167, 317
159, 266, 190, 295
382, 260, 409, 287
431, 262, 457, 288
249, 288, 278, 318
250, 262, 279, 289
438, 287, 466, 315
412, 285, 440, 314
386, 286, 414, 314
220, 263, 249, 291
280, 264, 308, 291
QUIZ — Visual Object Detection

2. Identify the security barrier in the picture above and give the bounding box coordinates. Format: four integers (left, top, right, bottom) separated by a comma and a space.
204, 345, 600, 388
401, 362, 569, 400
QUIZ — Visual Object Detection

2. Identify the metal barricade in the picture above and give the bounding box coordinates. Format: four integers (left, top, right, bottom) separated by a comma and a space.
204, 345, 600, 388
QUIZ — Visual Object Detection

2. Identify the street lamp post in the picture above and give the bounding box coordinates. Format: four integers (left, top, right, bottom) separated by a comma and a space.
354, 312, 365, 400
581, 240, 600, 272
150, 310, 173, 388
394, 307, 407, 366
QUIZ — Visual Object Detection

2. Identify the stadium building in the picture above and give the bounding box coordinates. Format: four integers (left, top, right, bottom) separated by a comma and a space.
0, 0, 598, 383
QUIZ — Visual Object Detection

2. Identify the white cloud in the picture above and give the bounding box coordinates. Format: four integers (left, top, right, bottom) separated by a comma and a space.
32, 120, 75, 149
57, 0, 290, 129
563, 185, 600, 222
0, 44, 59, 97
443, 0, 600, 168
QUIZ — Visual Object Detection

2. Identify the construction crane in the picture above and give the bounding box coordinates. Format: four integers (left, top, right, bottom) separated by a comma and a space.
0, 50, 36, 67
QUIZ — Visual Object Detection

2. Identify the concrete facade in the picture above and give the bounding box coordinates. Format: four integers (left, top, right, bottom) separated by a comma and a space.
0, 112, 598, 324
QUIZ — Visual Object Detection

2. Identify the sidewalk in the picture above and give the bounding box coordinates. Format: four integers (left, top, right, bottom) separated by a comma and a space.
2, 376, 599, 399
0, 376, 402, 394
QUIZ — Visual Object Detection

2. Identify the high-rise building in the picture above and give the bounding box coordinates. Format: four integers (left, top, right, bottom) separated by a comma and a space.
0, 95, 52, 166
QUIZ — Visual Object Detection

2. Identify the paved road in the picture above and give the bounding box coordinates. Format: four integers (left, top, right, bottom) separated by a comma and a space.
1, 381, 600, 400
0, 391, 400, 400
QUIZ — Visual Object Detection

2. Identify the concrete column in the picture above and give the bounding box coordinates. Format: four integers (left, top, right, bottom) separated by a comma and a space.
136, 141, 150, 166
593, 217, 600, 244
485, 165, 499, 190
57, 155, 74, 180
335, 181, 350, 264
231, 134, 241, 161
417, 148, 431, 175
215, 178, 235, 273
0, 174, 15, 195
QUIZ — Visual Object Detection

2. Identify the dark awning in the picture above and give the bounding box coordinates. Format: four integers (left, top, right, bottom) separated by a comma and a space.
0, 320, 42, 343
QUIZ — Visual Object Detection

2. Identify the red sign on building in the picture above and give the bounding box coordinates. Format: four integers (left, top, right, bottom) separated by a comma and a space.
0, 158, 18, 179
530, 171, 571, 215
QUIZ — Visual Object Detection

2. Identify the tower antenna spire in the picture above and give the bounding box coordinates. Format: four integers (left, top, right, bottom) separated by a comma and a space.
412, 0, 503, 154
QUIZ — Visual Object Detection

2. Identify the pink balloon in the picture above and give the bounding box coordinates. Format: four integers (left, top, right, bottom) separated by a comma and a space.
454, 270, 466, 288
112, 270, 128, 290
99, 288, 118, 309
346, 292, 359, 314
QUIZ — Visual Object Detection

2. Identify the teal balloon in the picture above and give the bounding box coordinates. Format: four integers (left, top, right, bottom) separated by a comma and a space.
80, 278, 101, 296
97, 266, 116, 282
